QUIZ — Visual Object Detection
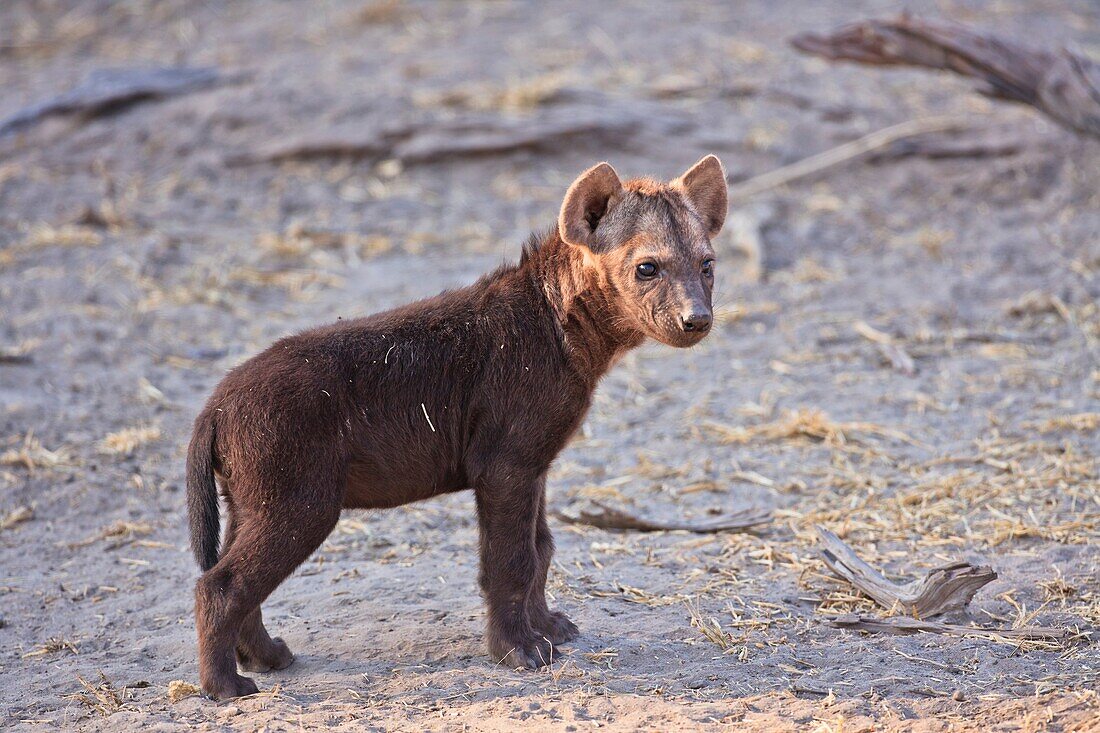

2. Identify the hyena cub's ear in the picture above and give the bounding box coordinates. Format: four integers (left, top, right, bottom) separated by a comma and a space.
672, 155, 728, 239
559, 162, 624, 251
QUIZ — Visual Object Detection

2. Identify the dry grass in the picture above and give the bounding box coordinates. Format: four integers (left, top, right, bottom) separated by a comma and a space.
1040, 576, 1077, 602
1033, 413, 1099, 433
23, 223, 102, 248
227, 267, 345, 296
589, 582, 692, 608
771, 429, 1097, 547
134, 250, 348, 312
166, 680, 201, 702
0, 432, 69, 471
256, 221, 394, 262
98, 426, 161, 456
582, 648, 619, 670
684, 597, 796, 661
23, 636, 79, 658
688, 400, 1095, 638
68, 521, 154, 549
414, 72, 569, 113
73, 673, 125, 717
1071, 591, 1100, 625
705, 408, 919, 449
983, 517, 1095, 547
1, 505, 34, 531
1, 8, 103, 60
0, 338, 39, 363
686, 599, 739, 651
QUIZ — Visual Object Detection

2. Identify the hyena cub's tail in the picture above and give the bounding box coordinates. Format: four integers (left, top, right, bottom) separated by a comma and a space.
186, 409, 221, 572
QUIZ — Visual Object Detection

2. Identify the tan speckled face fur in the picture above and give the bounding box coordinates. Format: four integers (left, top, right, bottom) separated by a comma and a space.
557, 156, 728, 347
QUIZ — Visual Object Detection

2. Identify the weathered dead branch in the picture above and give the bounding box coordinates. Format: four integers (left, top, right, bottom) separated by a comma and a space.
791, 15, 1100, 139
726, 115, 968, 201
557, 500, 770, 533
230, 106, 656, 166
0, 67, 226, 139
829, 613, 1072, 644
867, 125, 1025, 161
817, 526, 996, 617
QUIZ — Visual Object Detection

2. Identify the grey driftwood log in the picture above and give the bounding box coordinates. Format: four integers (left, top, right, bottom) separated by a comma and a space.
816, 525, 996, 618
790, 15, 1100, 140
829, 613, 1070, 643
0, 67, 224, 140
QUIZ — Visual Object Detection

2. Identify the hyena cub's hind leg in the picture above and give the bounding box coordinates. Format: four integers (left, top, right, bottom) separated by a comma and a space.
214, 512, 294, 674
236, 607, 295, 673
194, 497, 339, 700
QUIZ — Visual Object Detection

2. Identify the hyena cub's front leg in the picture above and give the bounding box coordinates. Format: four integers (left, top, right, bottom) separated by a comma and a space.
475, 471, 570, 668
527, 490, 579, 644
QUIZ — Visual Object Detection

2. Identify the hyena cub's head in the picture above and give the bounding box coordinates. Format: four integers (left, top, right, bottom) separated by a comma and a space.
558, 155, 728, 348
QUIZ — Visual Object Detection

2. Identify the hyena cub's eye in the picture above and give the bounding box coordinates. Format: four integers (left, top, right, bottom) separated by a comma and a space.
636, 262, 658, 280
702, 259, 715, 277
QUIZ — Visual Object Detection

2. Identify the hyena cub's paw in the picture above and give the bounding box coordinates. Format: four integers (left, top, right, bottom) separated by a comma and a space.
532, 610, 579, 645
236, 637, 295, 673
203, 672, 259, 701
488, 630, 557, 670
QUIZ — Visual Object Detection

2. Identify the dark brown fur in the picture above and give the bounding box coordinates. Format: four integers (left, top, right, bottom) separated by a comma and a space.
187, 157, 728, 699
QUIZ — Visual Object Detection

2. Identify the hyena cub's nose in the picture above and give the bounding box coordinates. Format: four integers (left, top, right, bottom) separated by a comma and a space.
680, 312, 712, 332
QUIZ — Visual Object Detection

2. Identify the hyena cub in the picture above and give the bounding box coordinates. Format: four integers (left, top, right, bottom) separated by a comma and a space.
187, 156, 728, 699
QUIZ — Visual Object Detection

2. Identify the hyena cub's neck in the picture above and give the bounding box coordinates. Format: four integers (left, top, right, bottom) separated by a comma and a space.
522, 228, 645, 384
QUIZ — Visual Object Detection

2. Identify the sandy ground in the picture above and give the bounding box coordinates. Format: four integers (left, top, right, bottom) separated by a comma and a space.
1, 1, 1098, 730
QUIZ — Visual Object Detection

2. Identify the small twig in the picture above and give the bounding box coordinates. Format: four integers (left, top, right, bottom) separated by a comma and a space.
727, 115, 969, 201
854, 321, 916, 376
556, 500, 770, 533
791, 686, 832, 697
892, 648, 969, 674
0, 351, 34, 365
